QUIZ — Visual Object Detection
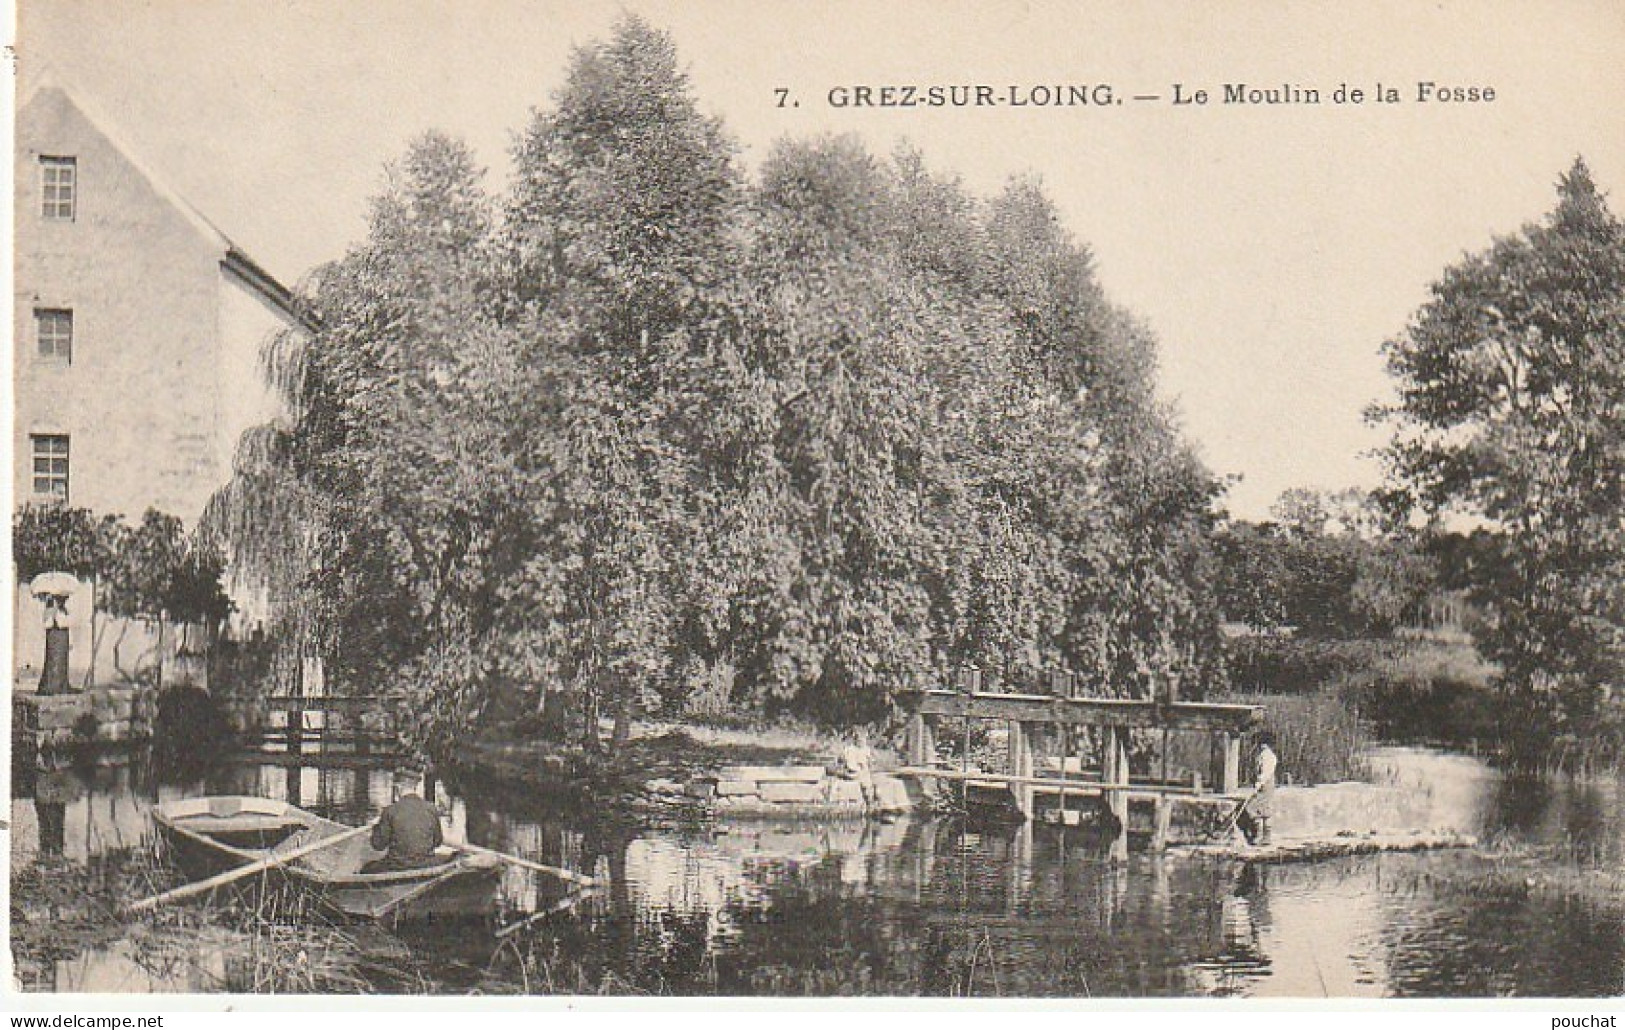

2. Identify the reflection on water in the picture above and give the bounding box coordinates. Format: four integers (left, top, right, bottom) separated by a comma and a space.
53, 936, 230, 994
11, 747, 1625, 997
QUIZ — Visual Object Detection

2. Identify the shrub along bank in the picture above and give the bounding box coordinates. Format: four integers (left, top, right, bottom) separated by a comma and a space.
1219, 687, 1373, 786
1220, 634, 1509, 780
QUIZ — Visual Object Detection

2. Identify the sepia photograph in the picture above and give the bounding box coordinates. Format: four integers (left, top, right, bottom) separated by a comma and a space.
5, 0, 1625, 1007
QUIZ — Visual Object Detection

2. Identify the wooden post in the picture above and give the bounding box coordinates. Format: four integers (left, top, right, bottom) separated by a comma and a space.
1009, 818, 1033, 915
1160, 726, 1171, 785
1151, 796, 1173, 852
959, 667, 976, 778
286, 704, 303, 755
1008, 719, 1033, 819
1105, 727, 1129, 862
284, 764, 302, 808
1216, 732, 1241, 794
1057, 709, 1070, 824
1055, 673, 1075, 824
909, 708, 939, 807
961, 712, 971, 775
918, 715, 940, 801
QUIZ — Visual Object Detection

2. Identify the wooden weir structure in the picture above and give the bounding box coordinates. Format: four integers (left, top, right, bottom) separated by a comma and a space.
898, 675, 1262, 859
257, 694, 402, 758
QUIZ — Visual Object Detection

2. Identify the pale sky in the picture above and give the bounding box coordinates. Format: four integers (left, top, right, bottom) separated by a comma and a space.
11, 0, 1625, 518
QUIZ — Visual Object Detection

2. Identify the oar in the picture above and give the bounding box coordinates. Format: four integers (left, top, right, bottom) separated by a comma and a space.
453, 841, 599, 888
127, 823, 371, 915
494, 887, 601, 940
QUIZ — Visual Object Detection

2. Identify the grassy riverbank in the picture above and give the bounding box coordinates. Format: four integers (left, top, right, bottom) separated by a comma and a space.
1217, 635, 1501, 783
10, 849, 414, 993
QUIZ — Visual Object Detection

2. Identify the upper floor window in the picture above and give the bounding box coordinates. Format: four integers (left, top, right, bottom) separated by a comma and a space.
41, 156, 77, 221
35, 309, 73, 362
31, 434, 70, 501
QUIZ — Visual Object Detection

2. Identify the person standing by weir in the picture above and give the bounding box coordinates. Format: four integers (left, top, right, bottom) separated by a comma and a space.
1239, 731, 1278, 846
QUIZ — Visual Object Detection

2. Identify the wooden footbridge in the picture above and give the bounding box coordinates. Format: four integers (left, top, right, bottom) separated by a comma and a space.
897, 674, 1262, 858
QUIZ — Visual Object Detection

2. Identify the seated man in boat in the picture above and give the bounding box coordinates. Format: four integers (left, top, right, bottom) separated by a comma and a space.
362, 768, 444, 873
1238, 731, 1279, 846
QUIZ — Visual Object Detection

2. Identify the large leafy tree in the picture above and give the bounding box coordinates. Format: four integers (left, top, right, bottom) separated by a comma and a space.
219, 18, 1229, 754
503, 14, 742, 746
702, 136, 1227, 711
209, 128, 533, 742
1375, 159, 1625, 757
976, 173, 1223, 699
507, 13, 738, 342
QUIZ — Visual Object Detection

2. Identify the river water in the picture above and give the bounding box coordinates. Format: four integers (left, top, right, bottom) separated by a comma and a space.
10, 746, 1624, 997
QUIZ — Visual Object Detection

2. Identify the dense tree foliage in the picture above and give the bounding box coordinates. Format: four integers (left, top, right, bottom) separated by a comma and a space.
218, 17, 1226, 752
13, 503, 111, 582
1374, 159, 1625, 761
1212, 489, 1436, 638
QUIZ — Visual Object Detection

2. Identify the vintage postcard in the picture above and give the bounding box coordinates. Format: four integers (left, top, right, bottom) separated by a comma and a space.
6, 0, 1624, 1015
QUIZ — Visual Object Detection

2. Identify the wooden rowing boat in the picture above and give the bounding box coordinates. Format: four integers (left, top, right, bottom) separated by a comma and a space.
152, 795, 502, 925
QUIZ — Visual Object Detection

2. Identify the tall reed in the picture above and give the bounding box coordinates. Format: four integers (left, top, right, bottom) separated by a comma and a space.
1222, 688, 1373, 785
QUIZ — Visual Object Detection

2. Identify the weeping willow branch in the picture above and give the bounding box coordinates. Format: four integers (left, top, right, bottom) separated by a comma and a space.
200, 421, 330, 694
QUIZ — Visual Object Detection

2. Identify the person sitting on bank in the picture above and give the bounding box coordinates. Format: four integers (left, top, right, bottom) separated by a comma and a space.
362, 769, 444, 873
836, 736, 877, 808
1238, 731, 1279, 846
